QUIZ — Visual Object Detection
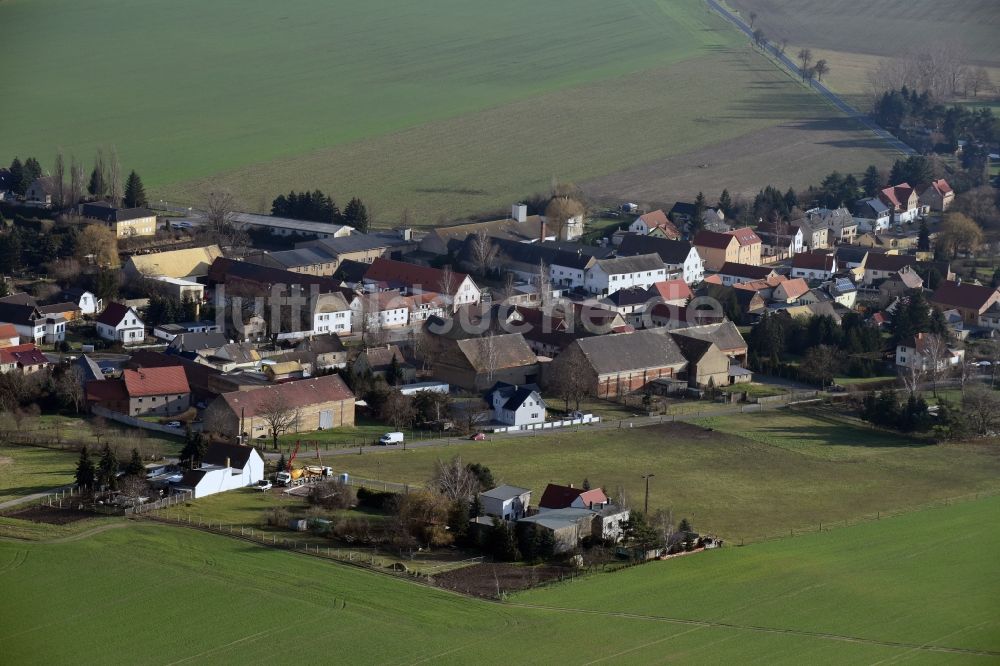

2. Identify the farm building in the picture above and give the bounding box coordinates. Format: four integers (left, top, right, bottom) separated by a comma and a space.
480, 485, 532, 521
177, 443, 265, 499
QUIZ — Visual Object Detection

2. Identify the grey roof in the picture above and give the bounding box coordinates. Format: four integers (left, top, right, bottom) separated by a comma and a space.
855, 197, 890, 217
471, 236, 595, 270
669, 333, 717, 363
230, 211, 353, 236
481, 484, 531, 501
518, 507, 596, 530
670, 320, 748, 353
300, 233, 410, 255
168, 332, 228, 353
538, 241, 614, 259
503, 386, 543, 411
76, 355, 104, 383
202, 443, 258, 469
80, 201, 154, 223
251, 247, 335, 270
834, 246, 869, 264
593, 254, 665, 275
617, 234, 693, 265
573, 329, 686, 375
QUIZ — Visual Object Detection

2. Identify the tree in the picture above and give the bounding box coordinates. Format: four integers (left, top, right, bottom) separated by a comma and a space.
718, 189, 733, 218
861, 165, 884, 198
966, 67, 991, 97
202, 190, 247, 250
487, 517, 521, 561
547, 349, 592, 411
75, 446, 96, 489
125, 448, 145, 476
258, 393, 298, 449
544, 196, 585, 241
69, 155, 85, 206
53, 149, 66, 209
123, 171, 147, 208
797, 48, 813, 79
9, 158, 25, 196
96, 444, 119, 490
748, 10, 757, 28
23, 158, 43, 190
466, 463, 495, 491
393, 490, 453, 548
437, 264, 455, 311
936, 212, 983, 258
813, 59, 829, 82
751, 28, 766, 50
179, 431, 207, 468
342, 197, 370, 233
799, 345, 839, 388
429, 455, 480, 501
691, 191, 707, 233
76, 224, 120, 267
962, 384, 1000, 435
55, 366, 85, 413
917, 218, 930, 251
88, 152, 106, 199
107, 147, 123, 207
380, 390, 416, 430
470, 228, 499, 276
778, 38, 788, 57
920, 333, 950, 397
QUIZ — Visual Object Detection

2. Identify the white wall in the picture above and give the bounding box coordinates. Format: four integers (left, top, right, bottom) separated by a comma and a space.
585, 266, 667, 296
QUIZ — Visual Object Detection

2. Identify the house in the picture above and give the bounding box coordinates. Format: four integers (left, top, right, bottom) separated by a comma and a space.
771, 277, 810, 304
167, 331, 229, 355
628, 210, 681, 239
480, 485, 532, 521
668, 202, 726, 231
584, 254, 666, 297
195, 342, 262, 372
229, 211, 354, 240
895, 332, 964, 371
802, 207, 857, 244
80, 202, 157, 237
878, 183, 921, 224
202, 374, 356, 440
790, 252, 837, 280
352, 344, 415, 383
862, 253, 917, 286
827, 277, 858, 308
153, 277, 205, 304
245, 246, 338, 276
95, 303, 145, 345
351, 290, 410, 331
918, 179, 954, 212
24, 176, 56, 206
0, 302, 65, 344
692, 230, 740, 272
726, 228, 762, 265
421, 330, 539, 392
669, 320, 749, 365
177, 444, 265, 499
716, 262, 779, 286
834, 246, 868, 270
0, 344, 50, 375
59, 288, 102, 316
757, 231, 795, 261
648, 279, 694, 307
756, 221, 804, 255
310, 291, 352, 336
854, 197, 892, 232
86, 366, 190, 417
616, 234, 703, 285
488, 383, 546, 427
877, 270, 924, 305
206, 257, 343, 295
668, 334, 730, 388
549, 329, 687, 399
0, 323, 19, 348
364, 257, 480, 311
793, 218, 830, 251
459, 236, 602, 290
124, 245, 223, 280
539, 483, 610, 511
420, 204, 556, 256
978, 303, 1000, 330
516, 508, 599, 553
930, 280, 1000, 325
294, 335, 348, 370
403, 293, 446, 323
263, 361, 306, 382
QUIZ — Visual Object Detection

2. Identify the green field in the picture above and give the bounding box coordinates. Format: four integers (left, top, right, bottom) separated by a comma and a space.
1, 497, 997, 663
2, 0, 900, 223
0, 446, 78, 505
328, 411, 1000, 540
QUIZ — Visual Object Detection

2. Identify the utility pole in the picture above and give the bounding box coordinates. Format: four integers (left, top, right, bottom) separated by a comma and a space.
642, 473, 655, 515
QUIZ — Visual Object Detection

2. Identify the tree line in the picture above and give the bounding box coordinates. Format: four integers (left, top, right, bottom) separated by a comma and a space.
271, 189, 370, 232
8, 149, 148, 210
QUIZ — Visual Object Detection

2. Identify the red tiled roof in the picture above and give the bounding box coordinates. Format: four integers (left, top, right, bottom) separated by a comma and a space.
928, 179, 952, 196
638, 210, 681, 238
878, 183, 915, 210
365, 257, 471, 296
0, 323, 18, 344
122, 366, 190, 397
216, 374, 354, 418
777, 277, 810, 300
96, 302, 135, 327
930, 280, 999, 313
693, 230, 736, 250
86, 378, 128, 403
649, 279, 693, 302
0, 343, 48, 367
538, 483, 609, 510
726, 227, 761, 247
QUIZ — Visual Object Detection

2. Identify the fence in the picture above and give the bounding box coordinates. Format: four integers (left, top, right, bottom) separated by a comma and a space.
755, 390, 820, 406
127, 490, 192, 515
489, 415, 601, 434
90, 406, 188, 437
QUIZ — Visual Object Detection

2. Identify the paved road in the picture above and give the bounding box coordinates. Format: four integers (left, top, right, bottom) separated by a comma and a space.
706, 0, 915, 157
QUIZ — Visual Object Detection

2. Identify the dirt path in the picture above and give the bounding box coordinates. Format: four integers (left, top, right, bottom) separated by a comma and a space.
504, 602, 1000, 658
0, 485, 76, 511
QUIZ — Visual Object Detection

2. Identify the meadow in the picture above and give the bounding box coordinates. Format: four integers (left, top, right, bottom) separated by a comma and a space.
328, 411, 1000, 541
0, 446, 78, 505
3, 0, 900, 223
1, 497, 996, 663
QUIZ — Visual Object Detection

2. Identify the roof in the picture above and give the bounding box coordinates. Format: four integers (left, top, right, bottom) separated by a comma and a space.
455, 334, 537, 372
726, 227, 761, 246
878, 183, 915, 209
605, 287, 651, 308
168, 331, 228, 353
300, 233, 410, 256
122, 366, 190, 397
865, 253, 916, 272
202, 443, 259, 469
294, 335, 346, 355
0, 323, 19, 341
0, 292, 36, 306
96, 302, 137, 327
425, 214, 550, 248
777, 277, 810, 299
571, 329, 686, 375
0, 302, 41, 327
215, 374, 354, 418
85, 378, 128, 403
718, 263, 775, 280
693, 230, 737, 250
490, 382, 544, 410
264, 361, 303, 375
921, 178, 953, 197
477, 237, 595, 271
365, 257, 471, 295
617, 234, 694, 265
247, 246, 335, 271
332, 259, 371, 285
792, 252, 835, 271
357, 344, 407, 371
930, 280, 999, 312
178, 469, 209, 488
669, 320, 748, 354
80, 202, 155, 223
481, 484, 531, 501
518, 507, 598, 530
649, 279, 693, 302
669, 333, 718, 364
207, 257, 342, 292
127, 245, 223, 279
593, 254, 664, 276
230, 211, 353, 237
855, 197, 890, 217
884, 269, 924, 290
637, 210, 681, 238
36, 301, 79, 316
835, 246, 869, 264
539, 483, 609, 510
75, 355, 105, 382
0, 343, 49, 367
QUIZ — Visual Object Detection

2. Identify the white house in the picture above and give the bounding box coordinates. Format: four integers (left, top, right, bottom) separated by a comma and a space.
62, 289, 101, 315
489, 383, 546, 427
584, 254, 666, 297
311, 291, 353, 336
854, 198, 892, 232
627, 209, 679, 238
95, 302, 145, 345
895, 332, 964, 372
790, 252, 837, 281
176, 444, 265, 499
480, 485, 532, 521
0, 303, 64, 344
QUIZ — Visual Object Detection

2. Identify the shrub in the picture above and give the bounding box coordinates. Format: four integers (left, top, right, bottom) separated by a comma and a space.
263, 507, 290, 527
356, 487, 399, 511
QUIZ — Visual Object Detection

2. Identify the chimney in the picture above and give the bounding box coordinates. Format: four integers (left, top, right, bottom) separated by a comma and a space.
569, 483, 574, 488
512, 203, 527, 223
225, 457, 231, 469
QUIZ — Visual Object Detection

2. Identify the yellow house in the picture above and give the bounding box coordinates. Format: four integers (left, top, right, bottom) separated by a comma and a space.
80, 202, 157, 238
692, 230, 740, 272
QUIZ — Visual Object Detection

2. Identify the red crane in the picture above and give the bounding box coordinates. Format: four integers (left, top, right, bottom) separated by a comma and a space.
287, 441, 301, 472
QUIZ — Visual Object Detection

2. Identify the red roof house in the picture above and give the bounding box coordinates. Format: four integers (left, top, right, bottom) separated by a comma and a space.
538, 483, 610, 511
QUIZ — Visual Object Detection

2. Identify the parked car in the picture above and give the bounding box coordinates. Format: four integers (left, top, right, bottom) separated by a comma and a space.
568, 411, 584, 419
470, 432, 487, 441
165, 420, 182, 428
256, 480, 272, 492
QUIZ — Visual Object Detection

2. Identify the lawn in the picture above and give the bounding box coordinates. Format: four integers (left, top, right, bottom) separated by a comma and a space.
328, 411, 1000, 541
0, 446, 78, 504
1, 499, 997, 663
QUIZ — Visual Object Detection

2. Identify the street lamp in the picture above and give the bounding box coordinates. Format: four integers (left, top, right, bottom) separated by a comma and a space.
642, 473, 655, 515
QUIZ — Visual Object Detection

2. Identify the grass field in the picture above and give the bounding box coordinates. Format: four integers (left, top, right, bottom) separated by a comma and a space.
327, 411, 1000, 540
0, 446, 78, 504
3, 0, 901, 224
1, 497, 997, 663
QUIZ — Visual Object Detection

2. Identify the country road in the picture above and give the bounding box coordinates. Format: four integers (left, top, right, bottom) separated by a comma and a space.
706, 0, 915, 157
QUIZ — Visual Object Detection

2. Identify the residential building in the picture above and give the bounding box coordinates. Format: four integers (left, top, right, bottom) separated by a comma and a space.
0, 344, 50, 375
310, 291, 352, 336
756, 221, 804, 255
771, 278, 810, 304
194, 342, 262, 372
668, 202, 726, 231
716, 262, 779, 286
834, 246, 868, 270
124, 245, 223, 280
96, 303, 145, 345
918, 179, 954, 212
617, 234, 703, 284
177, 444, 265, 499
627, 209, 681, 239
294, 335, 348, 370
878, 183, 921, 224
584, 254, 666, 297
80, 202, 157, 237
86, 366, 191, 417
539, 483, 610, 511
488, 383, 546, 427
364, 257, 480, 311
793, 218, 829, 251
352, 344, 415, 383
0, 302, 65, 344
877, 270, 923, 305
803, 207, 857, 244
24, 176, 56, 206
0, 323, 19, 348
203, 374, 356, 440
854, 198, 892, 232
929, 280, 1000, 325
480, 485, 532, 521
726, 228, 762, 265
60, 288, 102, 316
692, 230, 740, 272
895, 332, 964, 372
862, 254, 917, 286
668, 334, 730, 388
790, 252, 837, 280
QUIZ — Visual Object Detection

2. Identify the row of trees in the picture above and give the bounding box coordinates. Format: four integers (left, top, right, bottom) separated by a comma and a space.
867, 43, 993, 102
270, 190, 371, 232
9, 149, 147, 210
872, 87, 998, 145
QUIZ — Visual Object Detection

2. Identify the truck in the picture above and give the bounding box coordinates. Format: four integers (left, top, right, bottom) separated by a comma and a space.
378, 431, 404, 445
276, 466, 332, 487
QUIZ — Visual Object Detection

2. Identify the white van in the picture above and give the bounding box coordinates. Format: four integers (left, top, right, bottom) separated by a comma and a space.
378, 432, 404, 445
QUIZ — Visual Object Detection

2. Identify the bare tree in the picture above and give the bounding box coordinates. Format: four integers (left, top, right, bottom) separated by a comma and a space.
966, 67, 991, 97
547, 350, 593, 411
69, 155, 85, 207
55, 367, 85, 413
958, 355, 978, 398
813, 59, 829, 82
258, 393, 298, 449
962, 384, 1000, 435
797, 48, 813, 79
778, 38, 788, 57
107, 146, 122, 206
438, 264, 455, 311
380, 391, 416, 430
920, 334, 950, 397
751, 28, 766, 50
799, 345, 839, 389
202, 190, 248, 250
477, 333, 500, 384
428, 455, 480, 502
748, 11, 757, 29
470, 229, 499, 277
53, 149, 66, 209
544, 196, 585, 241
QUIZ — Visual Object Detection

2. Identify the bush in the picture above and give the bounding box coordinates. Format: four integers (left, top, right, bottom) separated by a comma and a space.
356, 487, 399, 511
263, 507, 290, 527
308, 481, 355, 510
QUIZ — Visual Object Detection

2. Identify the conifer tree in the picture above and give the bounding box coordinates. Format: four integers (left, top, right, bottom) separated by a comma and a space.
75, 446, 96, 488
123, 171, 147, 208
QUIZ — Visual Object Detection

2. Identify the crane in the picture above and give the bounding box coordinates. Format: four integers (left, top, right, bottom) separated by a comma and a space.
287, 441, 301, 471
